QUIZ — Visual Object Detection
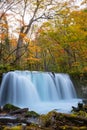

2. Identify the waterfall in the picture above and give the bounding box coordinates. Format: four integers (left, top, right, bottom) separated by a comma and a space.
0, 71, 82, 114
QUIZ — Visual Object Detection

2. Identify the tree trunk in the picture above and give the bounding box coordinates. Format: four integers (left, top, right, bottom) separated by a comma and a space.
16, 35, 24, 65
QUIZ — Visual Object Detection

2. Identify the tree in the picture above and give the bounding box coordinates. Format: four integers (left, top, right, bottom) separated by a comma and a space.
0, 0, 78, 65
15, 0, 74, 65
0, 0, 21, 20
0, 0, 22, 68
34, 8, 87, 73
0, 0, 85, 71
0, 14, 9, 63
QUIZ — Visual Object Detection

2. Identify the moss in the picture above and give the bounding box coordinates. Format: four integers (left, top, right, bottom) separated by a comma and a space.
3, 125, 51, 130
25, 111, 40, 118
60, 125, 87, 130
72, 111, 87, 118
39, 111, 57, 127
3, 104, 19, 112
3, 125, 22, 130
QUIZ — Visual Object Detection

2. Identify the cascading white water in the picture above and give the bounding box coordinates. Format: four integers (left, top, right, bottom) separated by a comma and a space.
0, 71, 82, 114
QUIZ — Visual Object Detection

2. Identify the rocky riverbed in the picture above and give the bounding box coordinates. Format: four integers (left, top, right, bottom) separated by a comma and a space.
1, 104, 87, 130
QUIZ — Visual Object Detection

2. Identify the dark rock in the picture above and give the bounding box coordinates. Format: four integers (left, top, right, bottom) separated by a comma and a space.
83, 99, 87, 104
72, 103, 84, 112
9, 108, 29, 115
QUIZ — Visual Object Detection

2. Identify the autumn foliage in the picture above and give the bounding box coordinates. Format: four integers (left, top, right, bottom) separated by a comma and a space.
0, 0, 87, 74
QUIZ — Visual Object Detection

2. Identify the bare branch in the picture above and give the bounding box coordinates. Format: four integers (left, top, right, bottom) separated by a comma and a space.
4, 44, 28, 64
0, 0, 21, 20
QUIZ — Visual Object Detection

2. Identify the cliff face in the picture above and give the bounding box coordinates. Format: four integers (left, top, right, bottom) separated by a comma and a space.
0, 73, 3, 85
70, 73, 87, 99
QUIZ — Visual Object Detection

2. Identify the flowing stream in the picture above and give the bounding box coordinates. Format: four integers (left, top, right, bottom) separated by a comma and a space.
0, 71, 82, 114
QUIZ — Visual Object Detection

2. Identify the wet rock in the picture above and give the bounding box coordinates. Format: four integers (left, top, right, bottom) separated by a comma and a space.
9, 108, 29, 115
72, 103, 84, 112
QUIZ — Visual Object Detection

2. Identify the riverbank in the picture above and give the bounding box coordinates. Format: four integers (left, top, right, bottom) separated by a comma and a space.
1, 104, 87, 130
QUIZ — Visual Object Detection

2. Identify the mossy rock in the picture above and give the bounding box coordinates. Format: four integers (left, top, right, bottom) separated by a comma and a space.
39, 110, 57, 127
25, 111, 40, 117
60, 125, 87, 130
3, 125, 50, 130
3, 104, 19, 112
3, 125, 22, 130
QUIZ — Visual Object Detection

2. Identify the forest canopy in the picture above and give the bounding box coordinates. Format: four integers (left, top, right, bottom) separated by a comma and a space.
0, 0, 87, 74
